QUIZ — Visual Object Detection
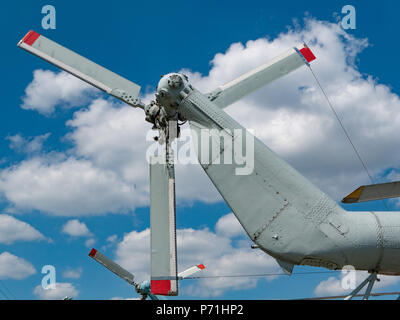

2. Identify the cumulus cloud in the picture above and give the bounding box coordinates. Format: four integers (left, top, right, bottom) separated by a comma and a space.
3, 17, 400, 216
62, 220, 97, 247
0, 214, 46, 244
107, 234, 118, 243
114, 213, 280, 297
0, 155, 136, 216
0, 252, 36, 280
0, 98, 219, 216
62, 219, 92, 237
101, 234, 119, 251
22, 69, 97, 115
62, 267, 83, 279
215, 212, 247, 238
314, 271, 400, 297
33, 282, 78, 300
85, 238, 96, 248
66, 98, 221, 205
7, 133, 50, 155
181, 18, 400, 200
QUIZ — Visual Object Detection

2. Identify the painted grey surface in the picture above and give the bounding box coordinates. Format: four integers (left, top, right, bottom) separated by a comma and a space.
150, 158, 178, 293
180, 89, 400, 275
343, 181, 400, 203
18, 33, 142, 108
207, 46, 306, 109
89, 250, 135, 285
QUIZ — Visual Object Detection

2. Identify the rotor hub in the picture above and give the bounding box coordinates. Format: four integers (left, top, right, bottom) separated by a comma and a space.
155, 73, 191, 110
145, 73, 192, 138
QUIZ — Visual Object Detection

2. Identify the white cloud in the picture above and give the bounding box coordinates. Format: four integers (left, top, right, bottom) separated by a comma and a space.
62, 268, 82, 279
215, 213, 246, 238
62, 219, 92, 237
114, 213, 280, 297
114, 228, 150, 283
106, 234, 118, 243
0, 214, 46, 244
181, 18, 400, 200
4, 17, 400, 216
33, 282, 78, 300
0, 98, 219, 216
62, 220, 96, 247
9, 16, 400, 298
22, 69, 97, 115
314, 276, 347, 296
101, 234, 119, 251
0, 155, 136, 216
85, 238, 96, 248
314, 271, 400, 297
0, 252, 36, 280
66, 98, 221, 205
7, 133, 50, 154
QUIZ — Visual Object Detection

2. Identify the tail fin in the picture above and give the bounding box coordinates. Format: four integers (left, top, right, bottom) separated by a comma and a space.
184, 88, 345, 262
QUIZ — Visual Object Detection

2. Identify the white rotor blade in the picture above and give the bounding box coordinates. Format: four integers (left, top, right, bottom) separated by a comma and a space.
150, 157, 178, 296
178, 264, 206, 279
342, 181, 400, 203
89, 248, 135, 285
18, 30, 144, 108
207, 44, 316, 109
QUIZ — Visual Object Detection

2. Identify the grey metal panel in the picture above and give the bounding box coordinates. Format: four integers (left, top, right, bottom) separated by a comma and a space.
276, 259, 294, 275
371, 211, 400, 274
182, 89, 346, 264
18, 31, 142, 107
150, 158, 178, 295
181, 88, 400, 275
207, 45, 307, 109
183, 89, 400, 274
342, 181, 400, 203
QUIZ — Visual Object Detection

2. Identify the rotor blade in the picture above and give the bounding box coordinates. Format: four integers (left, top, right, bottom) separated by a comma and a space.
342, 181, 400, 203
18, 30, 144, 108
88, 248, 135, 285
178, 264, 206, 279
207, 44, 316, 109
301, 291, 400, 300
150, 156, 178, 296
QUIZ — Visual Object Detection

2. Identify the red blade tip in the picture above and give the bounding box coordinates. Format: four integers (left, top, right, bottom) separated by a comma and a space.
299, 46, 316, 63
89, 248, 97, 257
21, 30, 40, 46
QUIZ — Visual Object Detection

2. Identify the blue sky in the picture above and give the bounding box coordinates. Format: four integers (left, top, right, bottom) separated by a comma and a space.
1, 0, 400, 300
